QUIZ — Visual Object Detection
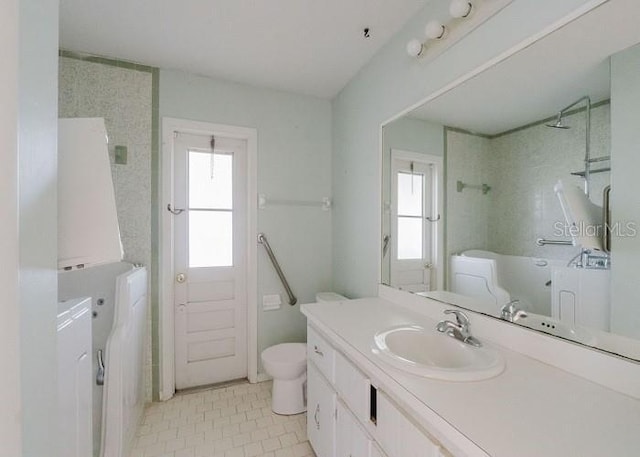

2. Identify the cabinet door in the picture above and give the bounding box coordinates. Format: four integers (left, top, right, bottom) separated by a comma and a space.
377, 391, 441, 457
371, 443, 388, 457
307, 363, 336, 457
308, 326, 336, 382
337, 400, 371, 457
335, 351, 370, 422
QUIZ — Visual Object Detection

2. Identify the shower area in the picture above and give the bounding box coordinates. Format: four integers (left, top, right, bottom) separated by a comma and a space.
57, 53, 154, 456
446, 96, 611, 326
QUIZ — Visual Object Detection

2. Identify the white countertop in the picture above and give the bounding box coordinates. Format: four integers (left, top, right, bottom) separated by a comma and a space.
301, 298, 640, 457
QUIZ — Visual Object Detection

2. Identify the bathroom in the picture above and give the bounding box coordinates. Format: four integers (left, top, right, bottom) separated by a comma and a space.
3, 0, 640, 457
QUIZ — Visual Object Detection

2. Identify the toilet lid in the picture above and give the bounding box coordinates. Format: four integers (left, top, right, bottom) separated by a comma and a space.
262, 343, 306, 364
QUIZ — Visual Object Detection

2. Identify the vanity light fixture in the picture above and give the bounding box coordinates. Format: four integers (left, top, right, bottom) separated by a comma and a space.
425, 20, 447, 40
406, 0, 476, 58
449, 0, 474, 19
406, 39, 425, 57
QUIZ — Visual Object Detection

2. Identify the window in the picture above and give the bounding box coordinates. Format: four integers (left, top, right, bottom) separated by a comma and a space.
396, 172, 423, 260
188, 151, 233, 267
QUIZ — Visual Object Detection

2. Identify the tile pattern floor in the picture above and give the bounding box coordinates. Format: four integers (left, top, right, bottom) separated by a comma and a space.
130, 381, 314, 457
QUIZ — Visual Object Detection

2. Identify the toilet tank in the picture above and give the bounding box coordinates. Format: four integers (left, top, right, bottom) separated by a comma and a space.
316, 292, 348, 302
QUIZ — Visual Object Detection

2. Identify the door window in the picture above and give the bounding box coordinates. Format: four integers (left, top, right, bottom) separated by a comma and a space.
396, 172, 424, 260
188, 151, 234, 268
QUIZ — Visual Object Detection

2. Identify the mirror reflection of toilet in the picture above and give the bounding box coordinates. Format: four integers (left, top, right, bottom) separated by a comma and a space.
261, 292, 347, 415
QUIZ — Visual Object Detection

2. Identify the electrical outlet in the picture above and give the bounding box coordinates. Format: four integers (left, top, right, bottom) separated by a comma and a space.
262, 294, 281, 311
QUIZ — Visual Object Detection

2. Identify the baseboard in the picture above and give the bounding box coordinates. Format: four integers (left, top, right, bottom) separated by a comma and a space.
254, 372, 272, 383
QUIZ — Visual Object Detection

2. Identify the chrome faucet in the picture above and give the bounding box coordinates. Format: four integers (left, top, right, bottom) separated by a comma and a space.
501, 299, 528, 322
436, 309, 482, 347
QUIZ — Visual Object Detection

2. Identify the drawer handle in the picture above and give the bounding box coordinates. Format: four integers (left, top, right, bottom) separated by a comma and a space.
314, 345, 324, 357
314, 404, 320, 430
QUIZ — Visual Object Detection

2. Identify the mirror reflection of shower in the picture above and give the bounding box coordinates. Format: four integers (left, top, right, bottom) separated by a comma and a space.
546, 95, 612, 257
546, 96, 592, 196
439, 94, 612, 336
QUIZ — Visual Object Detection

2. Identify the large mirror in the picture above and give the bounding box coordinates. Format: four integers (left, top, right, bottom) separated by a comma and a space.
381, 0, 640, 360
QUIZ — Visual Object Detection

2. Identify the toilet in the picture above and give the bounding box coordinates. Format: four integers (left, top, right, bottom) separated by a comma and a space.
261, 292, 348, 415
261, 343, 307, 415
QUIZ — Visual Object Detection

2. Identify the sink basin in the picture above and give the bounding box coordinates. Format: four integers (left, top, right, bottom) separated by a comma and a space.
372, 325, 505, 381
513, 313, 596, 345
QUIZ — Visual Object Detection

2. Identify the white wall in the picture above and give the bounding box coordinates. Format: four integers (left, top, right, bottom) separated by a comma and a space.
159, 70, 332, 371
610, 44, 640, 339
0, 0, 21, 455
382, 117, 444, 157
332, 0, 597, 298
18, 0, 60, 455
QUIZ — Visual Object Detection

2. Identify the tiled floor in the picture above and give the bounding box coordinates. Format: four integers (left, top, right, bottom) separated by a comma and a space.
130, 381, 314, 457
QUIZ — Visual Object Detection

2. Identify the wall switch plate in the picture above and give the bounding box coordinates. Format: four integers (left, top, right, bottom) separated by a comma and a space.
114, 145, 128, 165
262, 294, 281, 311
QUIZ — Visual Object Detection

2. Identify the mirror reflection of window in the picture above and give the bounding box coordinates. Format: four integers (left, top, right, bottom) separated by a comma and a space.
390, 152, 441, 294
397, 171, 424, 260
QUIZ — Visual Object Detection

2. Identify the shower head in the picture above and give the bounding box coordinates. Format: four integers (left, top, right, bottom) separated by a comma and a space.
546, 113, 570, 129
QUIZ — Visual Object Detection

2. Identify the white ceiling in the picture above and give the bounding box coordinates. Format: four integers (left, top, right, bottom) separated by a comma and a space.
59, 0, 428, 98
409, 0, 640, 135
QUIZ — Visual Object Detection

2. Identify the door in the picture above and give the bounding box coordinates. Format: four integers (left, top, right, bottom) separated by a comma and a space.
173, 132, 248, 390
307, 363, 336, 457
390, 152, 441, 293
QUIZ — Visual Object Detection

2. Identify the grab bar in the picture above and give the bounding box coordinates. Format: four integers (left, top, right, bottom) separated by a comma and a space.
536, 238, 574, 247
96, 349, 105, 386
382, 235, 390, 257
457, 180, 491, 195
257, 233, 297, 305
603, 185, 611, 253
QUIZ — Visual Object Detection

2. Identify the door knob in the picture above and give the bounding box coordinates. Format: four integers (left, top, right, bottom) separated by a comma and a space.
176, 273, 186, 283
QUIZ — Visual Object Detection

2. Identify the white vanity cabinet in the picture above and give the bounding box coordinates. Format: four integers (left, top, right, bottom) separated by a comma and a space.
377, 391, 443, 457
307, 324, 450, 457
307, 362, 336, 457
337, 399, 373, 457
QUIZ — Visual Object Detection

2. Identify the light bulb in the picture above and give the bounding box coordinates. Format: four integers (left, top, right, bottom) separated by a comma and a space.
424, 20, 446, 40
406, 39, 424, 57
450, 0, 473, 18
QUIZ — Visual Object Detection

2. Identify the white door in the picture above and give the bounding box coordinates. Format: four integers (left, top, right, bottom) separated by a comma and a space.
173, 132, 248, 390
390, 152, 442, 293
